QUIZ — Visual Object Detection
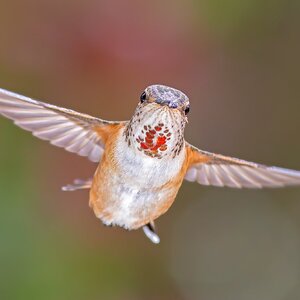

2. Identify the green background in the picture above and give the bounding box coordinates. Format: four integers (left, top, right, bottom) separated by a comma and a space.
0, 1, 300, 299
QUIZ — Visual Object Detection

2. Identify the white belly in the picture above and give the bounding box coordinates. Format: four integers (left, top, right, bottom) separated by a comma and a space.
98, 128, 186, 229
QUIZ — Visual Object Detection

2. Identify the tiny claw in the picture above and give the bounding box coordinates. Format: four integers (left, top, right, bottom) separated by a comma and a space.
61, 178, 92, 192
61, 185, 77, 192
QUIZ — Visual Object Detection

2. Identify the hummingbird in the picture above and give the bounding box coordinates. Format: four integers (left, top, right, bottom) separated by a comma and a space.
1, 84, 300, 244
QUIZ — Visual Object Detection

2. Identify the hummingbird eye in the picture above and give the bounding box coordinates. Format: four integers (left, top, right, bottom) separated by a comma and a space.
184, 105, 190, 115
140, 91, 147, 103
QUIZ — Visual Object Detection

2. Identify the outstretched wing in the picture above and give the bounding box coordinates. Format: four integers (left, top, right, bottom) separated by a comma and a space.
185, 144, 300, 188
0, 88, 121, 162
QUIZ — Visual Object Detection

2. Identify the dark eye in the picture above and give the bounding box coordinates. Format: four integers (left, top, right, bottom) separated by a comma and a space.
140, 91, 147, 103
184, 105, 190, 115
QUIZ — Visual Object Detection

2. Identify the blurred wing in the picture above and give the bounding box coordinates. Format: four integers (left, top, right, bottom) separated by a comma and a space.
0, 88, 120, 162
185, 144, 300, 188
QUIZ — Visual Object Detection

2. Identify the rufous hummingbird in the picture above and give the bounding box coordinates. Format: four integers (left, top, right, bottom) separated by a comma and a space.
1, 84, 300, 244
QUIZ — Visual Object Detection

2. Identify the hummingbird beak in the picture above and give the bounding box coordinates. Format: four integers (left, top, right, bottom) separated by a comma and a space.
167, 101, 179, 109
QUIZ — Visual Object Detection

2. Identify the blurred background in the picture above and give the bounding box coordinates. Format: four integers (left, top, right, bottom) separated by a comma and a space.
0, 0, 300, 299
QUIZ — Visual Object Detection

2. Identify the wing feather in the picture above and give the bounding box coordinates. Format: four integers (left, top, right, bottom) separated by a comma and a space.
185, 144, 300, 188
0, 88, 121, 162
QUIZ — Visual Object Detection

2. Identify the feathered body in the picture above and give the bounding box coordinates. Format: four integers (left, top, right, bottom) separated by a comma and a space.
1, 84, 300, 243
90, 102, 189, 229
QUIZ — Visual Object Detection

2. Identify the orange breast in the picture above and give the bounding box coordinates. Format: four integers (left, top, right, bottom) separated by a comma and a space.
89, 124, 190, 230
89, 123, 123, 221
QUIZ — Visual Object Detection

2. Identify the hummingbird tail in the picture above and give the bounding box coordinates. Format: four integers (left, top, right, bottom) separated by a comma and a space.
142, 222, 160, 244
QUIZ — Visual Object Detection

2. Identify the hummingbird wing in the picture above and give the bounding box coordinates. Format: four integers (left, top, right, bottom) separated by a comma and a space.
185, 143, 300, 188
0, 88, 122, 162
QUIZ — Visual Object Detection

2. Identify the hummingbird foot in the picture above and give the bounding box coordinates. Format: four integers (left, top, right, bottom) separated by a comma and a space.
142, 222, 160, 244
62, 178, 92, 192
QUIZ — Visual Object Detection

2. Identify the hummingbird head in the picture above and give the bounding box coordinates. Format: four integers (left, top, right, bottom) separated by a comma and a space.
141, 84, 190, 114
125, 85, 190, 159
